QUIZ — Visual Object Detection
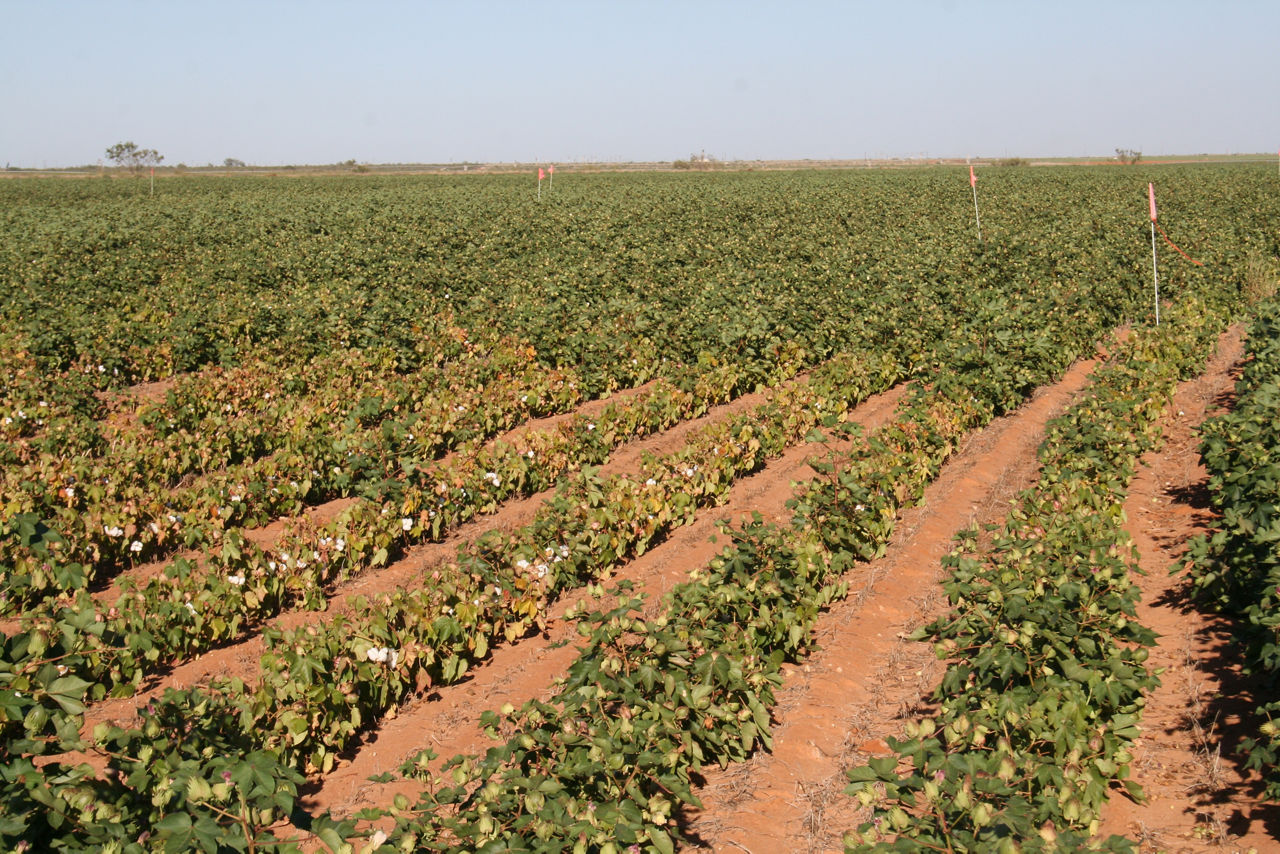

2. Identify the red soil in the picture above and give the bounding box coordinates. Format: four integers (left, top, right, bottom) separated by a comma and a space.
1096, 325, 1280, 852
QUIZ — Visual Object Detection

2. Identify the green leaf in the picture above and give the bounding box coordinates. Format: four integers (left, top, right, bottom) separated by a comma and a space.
314, 826, 348, 853
155, 812, 192, 833
46, 675, 93, 715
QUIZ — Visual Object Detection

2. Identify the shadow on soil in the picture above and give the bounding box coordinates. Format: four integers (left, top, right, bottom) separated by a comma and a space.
1152, 573, 1280, 842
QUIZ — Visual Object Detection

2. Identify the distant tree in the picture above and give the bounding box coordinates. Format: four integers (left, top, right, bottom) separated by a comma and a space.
1115, 148, 1142, 165
224, 157, 246, 168
106, 141, 164, 173
672, 150, 720, 171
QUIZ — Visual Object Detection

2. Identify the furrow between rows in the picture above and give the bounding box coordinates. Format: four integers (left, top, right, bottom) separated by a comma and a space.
300, 383, 910, 817
681, 351, 1102, 852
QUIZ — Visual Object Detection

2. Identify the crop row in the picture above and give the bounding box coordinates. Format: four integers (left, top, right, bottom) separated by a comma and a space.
1, 190, 1010, 615
6, 167, 1214, 612
0, 344, 903, 851
75, 348, 896, 750
0, 310, 482, 447
8, 348, 815, 700
0, 274, 1085, 849
0, 330, 112, 461
0, 165, 1270, 852
1185, 297, 1280, 799
1, 334, 587, 609
189, 348, 899, 774
0, 242, 1146, 851
345, 272, 1114, 852
8, 237, 1110, 701
843, 296, 1226, 851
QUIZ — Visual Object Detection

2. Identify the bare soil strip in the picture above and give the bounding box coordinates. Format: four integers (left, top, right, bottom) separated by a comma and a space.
300, 385, 912, 817
680, 352, 1105, 853
1096, 324, 1280, 852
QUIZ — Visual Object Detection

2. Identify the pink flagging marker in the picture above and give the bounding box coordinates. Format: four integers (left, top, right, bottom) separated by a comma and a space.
969, 164, 976, 187
1148, 183, 1157, 223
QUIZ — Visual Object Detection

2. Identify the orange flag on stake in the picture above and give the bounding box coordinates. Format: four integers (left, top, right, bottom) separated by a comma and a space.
969, 164, 976, 188
1149, 183, 1203, 267
538, 167, 545, 181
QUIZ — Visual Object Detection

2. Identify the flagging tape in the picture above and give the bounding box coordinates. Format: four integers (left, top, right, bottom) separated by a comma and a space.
1155, 221, 1204, 267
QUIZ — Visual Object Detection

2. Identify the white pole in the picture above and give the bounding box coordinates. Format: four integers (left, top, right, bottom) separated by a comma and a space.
1150, 220, 1160, 326
971, 182, 982, 242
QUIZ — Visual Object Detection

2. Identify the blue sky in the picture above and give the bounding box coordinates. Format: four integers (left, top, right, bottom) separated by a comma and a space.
2, 0, 1276, 167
